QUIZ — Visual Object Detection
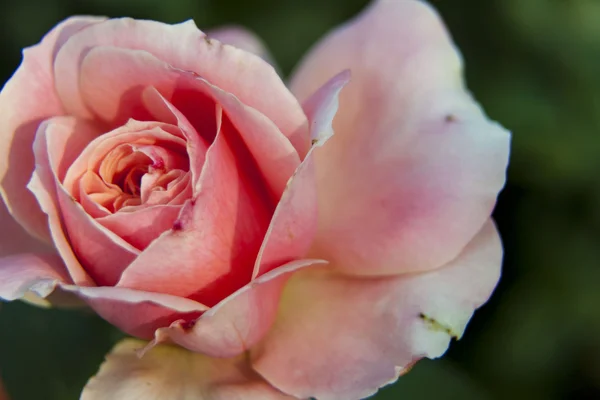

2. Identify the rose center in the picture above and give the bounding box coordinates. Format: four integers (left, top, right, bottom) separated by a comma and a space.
97, 143, 189, 212
113, 158, 152, 196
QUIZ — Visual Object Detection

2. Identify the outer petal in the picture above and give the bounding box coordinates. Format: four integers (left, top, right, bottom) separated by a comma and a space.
0, 251, 83, 308
0, 253, 68, 301
291, 0, 510, 275
252, 221, 502, 400
53, 18, 310, 155
0, 252, 208, 338
0, 16, 104, 241
61, 285, 207, 339
0, 197, 50, 257
81, 339, 294, 400
148, 259, 326, 358
207, 26, 274, 64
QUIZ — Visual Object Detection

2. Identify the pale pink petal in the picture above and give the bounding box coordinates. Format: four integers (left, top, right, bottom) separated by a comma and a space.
53, 18, 310, 155
31, 117, 138, 286
117, 114, 273, 305
250, 72, 349, 279
0, 197, 51, 257
81, 339, 294, 400
302, 70, 351, 146
207, 26, 274, 64
0, 16, 104, 241
150, 259, 325, 357
252, 221, 502, 400
291, 0, 510, 275
0, 253, 68, 301
79, 46, 300, 197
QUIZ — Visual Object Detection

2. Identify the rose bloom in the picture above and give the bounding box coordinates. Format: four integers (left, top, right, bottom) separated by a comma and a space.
0, 0, 510, 399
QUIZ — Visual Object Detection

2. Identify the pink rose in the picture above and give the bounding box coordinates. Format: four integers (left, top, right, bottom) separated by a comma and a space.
0, 0, 510, 399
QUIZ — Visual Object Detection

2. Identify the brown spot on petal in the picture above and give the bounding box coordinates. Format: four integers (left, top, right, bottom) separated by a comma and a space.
445, 114, 457, 123
419, 313, 459, 340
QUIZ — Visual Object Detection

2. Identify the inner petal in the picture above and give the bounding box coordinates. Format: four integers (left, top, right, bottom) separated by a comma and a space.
140, 169, 185, 204
64, 121, 193, 215
104, 145, 153, 196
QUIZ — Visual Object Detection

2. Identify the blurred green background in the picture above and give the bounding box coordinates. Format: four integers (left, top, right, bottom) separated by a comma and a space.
1, 0, 599, 399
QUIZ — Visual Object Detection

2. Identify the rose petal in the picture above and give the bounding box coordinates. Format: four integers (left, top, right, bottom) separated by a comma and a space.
31, 116, 139, 286
207, 26, 275, 64
0, 250, 207, 337
250, 157, 317, 279
79, 46, 300, 197
205, 86, 300, 199
62, 119, 190, 239
252, 221, 502, 400
53, 18, 310, 155
250, 71, 349, 279
143, 170, 192, 206
27, 120, 95, 286
117, 108, 273, 305
61, 285, 208, 313
79, 46, 218, 145
0, 16, 105, 242
0, 253, 68, 301
59, 284, 209, 338
148, 259, 325, 357
81, 339, 294, 400
0, 197, 50, 257
302, 70, 351, 146
290, 0, 510, 275
63, 120, 188, 197
142, 87, 211, 187
97, 206, 182, 250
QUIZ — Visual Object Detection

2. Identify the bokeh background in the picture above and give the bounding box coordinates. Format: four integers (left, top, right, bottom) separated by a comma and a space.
1, 0, 599, 399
